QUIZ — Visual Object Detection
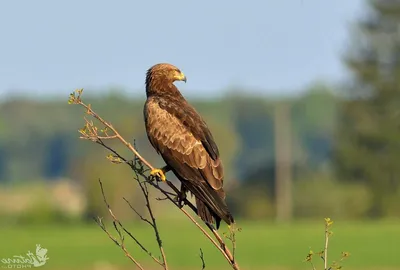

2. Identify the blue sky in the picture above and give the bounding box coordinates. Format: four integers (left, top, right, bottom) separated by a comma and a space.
0, 0, 364, 98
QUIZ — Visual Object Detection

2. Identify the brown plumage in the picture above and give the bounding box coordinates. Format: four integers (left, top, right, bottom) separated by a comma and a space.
143, 63, 234, 229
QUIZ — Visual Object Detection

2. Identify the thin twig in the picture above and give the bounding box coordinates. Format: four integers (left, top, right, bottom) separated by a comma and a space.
130, 170, 169, 270
135, 167, 238, 269
324, 222, 329, 270
142, 183, 169, 270
180, 205, 234, 267
123, 197, 153, 226
95, 217, 144, 269
71, 90, 239, 269
310, 261, 316, 270
224, 225, 238, 262
199, 248, 206, 270
99, 179, 163, 266
133, 164, 237, 267
156, 197, 169, 201
79, 98, 154, 170
231, 229, 237, 260
95, 180, 146, 270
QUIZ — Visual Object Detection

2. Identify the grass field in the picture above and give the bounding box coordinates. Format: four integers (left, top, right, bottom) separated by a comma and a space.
0, 219, 398, 270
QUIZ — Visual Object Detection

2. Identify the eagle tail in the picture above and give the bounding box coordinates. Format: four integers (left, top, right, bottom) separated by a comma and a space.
195, 197, 217, 227
195, 195, 234, 230
174, 173, 235, 229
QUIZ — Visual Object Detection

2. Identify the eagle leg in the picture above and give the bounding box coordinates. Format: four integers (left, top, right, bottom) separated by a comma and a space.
149, 165, 171, 182
174, 184, 187, 208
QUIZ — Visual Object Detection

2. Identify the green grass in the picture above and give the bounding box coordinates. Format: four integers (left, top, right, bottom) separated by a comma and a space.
0, 219, 398, 270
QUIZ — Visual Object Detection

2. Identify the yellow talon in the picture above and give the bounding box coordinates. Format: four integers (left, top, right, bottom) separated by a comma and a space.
150, 168, 166, 182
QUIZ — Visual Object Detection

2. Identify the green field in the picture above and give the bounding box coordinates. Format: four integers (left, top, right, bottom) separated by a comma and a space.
0, 219, 398, 270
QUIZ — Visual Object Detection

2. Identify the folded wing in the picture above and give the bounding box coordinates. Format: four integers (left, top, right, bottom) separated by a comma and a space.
145, 99, 233, 227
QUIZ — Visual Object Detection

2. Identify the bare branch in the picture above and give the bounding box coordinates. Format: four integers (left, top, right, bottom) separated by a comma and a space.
95, 180, 146, 270
123, 197, 153, 226
76, 91, 154, 170
324, 218, 332, 270
224, 225, 239, 262
69, 89, 240, 270
137, 180, 169, 270
199, 248, 206, 270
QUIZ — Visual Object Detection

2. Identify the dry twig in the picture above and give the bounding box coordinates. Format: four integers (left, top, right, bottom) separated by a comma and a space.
94, 179, 145, 270
126, 167, 168, 270
69, 89, 240, 270
324, 218, 331, 270
199, 248, 206, 270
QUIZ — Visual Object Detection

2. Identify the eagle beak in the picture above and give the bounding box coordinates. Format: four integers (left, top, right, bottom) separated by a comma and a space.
176, 72, 187, 83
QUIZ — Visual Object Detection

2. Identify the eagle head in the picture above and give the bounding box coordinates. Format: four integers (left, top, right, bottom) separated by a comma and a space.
146, 63, 186, 85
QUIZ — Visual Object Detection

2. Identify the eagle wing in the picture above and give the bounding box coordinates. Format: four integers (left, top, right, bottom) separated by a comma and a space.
144, 98, 232, 225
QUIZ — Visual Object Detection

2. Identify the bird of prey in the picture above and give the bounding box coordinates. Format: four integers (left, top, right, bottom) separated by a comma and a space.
143, 63, 234, 229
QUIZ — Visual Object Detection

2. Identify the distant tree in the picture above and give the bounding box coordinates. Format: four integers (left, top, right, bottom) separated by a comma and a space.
230, 96, 275, 181
335, 0, 400, 216
43, 134, 69, 179
292, 84, 339, 171
0, 145, 7, 182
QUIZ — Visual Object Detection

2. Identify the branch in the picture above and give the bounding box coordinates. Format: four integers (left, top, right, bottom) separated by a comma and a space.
324, 221, 330, 270
199, 248, 206, 270
69, 89, 240, 270
304, 218, 350, 270
127, 167, 168, 270
94, 179, 145, 270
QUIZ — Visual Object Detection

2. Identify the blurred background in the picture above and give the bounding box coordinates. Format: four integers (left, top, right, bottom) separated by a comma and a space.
0, 0, 399, 269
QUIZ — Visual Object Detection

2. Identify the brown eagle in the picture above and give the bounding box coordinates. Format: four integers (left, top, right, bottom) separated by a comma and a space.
143, 63, 234, 229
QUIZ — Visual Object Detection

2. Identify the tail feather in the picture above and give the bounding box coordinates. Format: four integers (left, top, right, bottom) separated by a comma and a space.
178, 177, 235, 229
195, 197, 216, 226
195, 194, 234, 229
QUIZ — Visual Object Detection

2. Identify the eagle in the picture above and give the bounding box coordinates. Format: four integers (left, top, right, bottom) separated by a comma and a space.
143, 63, 234, 229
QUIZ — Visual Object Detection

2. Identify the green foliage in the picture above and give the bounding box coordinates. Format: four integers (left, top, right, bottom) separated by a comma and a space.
293, 83, 338, 133
335, 0, 400, 217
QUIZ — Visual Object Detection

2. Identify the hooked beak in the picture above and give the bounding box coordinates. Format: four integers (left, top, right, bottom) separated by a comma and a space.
176, 72, 187, 83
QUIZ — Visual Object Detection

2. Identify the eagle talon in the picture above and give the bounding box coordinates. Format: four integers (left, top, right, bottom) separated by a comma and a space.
173, 193, 186, 208
150, 168, 166, 182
